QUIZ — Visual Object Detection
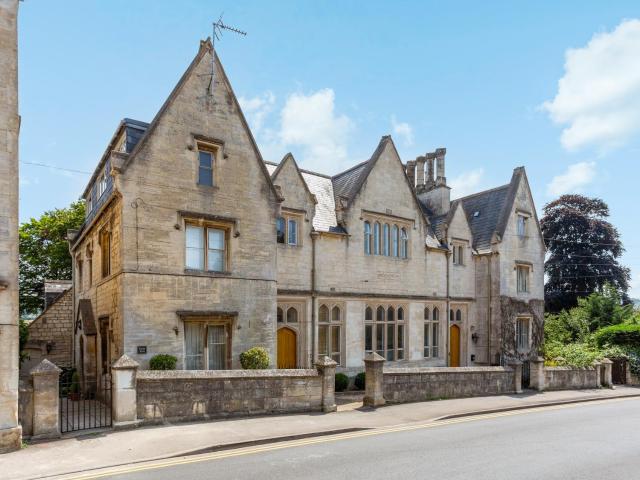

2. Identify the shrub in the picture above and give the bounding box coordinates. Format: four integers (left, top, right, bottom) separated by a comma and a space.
149, 354, 177, 370
70, 371, 80, 394
594, 324, 640, 349
335, 373, 349, 392
239, 347, 270, 369
354, 372, 366, 390
543, 342, 601, 367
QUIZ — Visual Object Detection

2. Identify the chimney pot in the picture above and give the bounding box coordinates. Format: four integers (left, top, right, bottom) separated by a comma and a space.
406, 161, 416, 188
415, 156, 426, 186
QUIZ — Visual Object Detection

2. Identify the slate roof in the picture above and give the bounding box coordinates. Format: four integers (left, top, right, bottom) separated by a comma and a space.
77, 299, 97, 335
458, 184, 511, 252
123, 118, 149, 153
332, 161, 369, 204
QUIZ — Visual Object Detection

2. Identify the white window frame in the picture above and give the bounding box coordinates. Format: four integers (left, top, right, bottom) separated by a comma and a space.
277, 213, 301, 246
366, 304, 406, 361
185, 222, 229, 272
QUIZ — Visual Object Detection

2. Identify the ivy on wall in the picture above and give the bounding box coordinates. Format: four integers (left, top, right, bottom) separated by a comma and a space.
499, 296, 544, 362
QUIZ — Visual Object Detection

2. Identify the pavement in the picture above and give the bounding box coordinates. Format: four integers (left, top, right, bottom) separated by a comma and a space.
105, 394, 640, 480
5, 386, 640, 480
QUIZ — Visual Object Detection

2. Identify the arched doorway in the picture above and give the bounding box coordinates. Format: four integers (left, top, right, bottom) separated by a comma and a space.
450, 324, 461, 367
277, 327, 297, 369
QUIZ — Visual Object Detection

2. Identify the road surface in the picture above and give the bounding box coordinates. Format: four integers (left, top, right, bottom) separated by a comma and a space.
99, 397, 640, 480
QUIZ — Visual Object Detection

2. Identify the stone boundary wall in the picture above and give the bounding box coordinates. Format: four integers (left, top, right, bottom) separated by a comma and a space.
136, 369, 324, 423
544, 366, 599, 391
383, 366, 516, 404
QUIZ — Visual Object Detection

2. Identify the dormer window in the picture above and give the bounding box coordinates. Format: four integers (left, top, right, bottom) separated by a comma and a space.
97, 172, 108, 198
86, 195, 93, 214
452, 243, 465, 266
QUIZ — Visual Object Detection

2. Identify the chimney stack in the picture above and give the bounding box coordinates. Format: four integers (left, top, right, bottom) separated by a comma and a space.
415, 156, 426, 187
405, 160, 416, 188
435, 148, 446, 186
425, 152, 436, 189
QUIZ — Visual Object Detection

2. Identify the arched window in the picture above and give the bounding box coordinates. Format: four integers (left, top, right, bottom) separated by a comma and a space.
424, 305, 440, 358
287, 307, 298, 323
383, 224, 390, 256
400, 228, 408, 258
277, 307, 284, 323
319, 305, 329, 323
319, 304, 341, 364
374, 222, 381, 255
364, 221, 372, 255
450, 309, 454, 322
456, 309, 462, 322
366, 305, 405, 361
392, 225, 399, 257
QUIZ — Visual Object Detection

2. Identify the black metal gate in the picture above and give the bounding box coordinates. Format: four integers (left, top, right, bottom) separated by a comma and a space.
521, 361, 531, 389
60, 372, 112, 433
612, 358, 627, 385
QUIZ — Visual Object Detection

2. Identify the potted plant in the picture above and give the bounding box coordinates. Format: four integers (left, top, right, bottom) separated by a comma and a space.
69, 371, 80, 401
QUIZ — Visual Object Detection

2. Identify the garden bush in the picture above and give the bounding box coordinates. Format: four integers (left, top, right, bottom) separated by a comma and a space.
335, 373, 349, 392
594, 324, 640, 349
354, 372, 365, 390
149, 354, 177, 370
239, 347, 270, 369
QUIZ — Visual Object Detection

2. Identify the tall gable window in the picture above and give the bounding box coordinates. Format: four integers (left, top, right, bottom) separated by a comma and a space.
276, 213, 301, 246
99, 228, 111, 278
517, 214, 527, 238
452, 244, 465, 266
185, 222, 229, 272
364, 221, 372, 255
517, 264, 530, 293
197, 149, 215, 186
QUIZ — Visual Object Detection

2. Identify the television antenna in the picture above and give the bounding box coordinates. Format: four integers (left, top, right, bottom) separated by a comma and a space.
207, 14, 247, 96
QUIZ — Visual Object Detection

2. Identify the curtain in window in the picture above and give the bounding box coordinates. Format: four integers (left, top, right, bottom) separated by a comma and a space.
185, 322, 204, 370
400, 228, 408, 258
288, 219, 297, 245
186, 225, 204, 269
208, 325, 227, 370
207, 228, 225, 271
364, 222, 371, 255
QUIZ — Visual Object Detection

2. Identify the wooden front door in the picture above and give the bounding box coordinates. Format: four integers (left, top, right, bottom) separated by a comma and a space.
450, 324, 460, 367
277, 327, 297, 369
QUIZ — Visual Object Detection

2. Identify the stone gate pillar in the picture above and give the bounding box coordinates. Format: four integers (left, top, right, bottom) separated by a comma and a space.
30, 359, 61, 440
508, 360, 523, 394
600, 358, 613, 388
0, 0, 22, 453
112, 354, 140, 426
363, 352, 386, 407
529, 356, 546, 391
316, 356, 337, 413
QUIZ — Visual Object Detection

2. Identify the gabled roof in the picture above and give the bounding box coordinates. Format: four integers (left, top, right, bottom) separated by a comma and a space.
456, 167, 529, 252
119, 39, 281, 201
271, 153, 317, 205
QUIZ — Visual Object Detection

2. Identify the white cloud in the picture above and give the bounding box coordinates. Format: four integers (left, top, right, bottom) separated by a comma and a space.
278, 89, 353, 172
546, 161, 596, 196
542, 19, 640, 151
450, 168, 485, 199
238, 91, 275, 133
391, 115, 413, 147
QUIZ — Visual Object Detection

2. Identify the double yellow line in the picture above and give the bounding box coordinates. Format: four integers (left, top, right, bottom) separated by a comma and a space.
56, 396, 634, 480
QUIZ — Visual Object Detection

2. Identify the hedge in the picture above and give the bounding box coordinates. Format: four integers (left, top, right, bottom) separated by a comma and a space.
335, 373, 349, 392
149, 354, 177, 370
239, 347, 270, 369
594, 324, 640, 348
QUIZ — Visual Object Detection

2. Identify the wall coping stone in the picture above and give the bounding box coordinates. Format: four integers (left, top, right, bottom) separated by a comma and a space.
364, 352, 386, 363
384, 366, 512, 375
315, 356, 338, 368
30, 359, 62, 376
545, 366, 596, 372
137, 369, 319, 380
112, 354, 140, 370
600, 358, 613, 365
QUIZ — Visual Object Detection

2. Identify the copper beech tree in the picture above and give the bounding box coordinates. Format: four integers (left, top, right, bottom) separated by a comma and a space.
541, 194, 630, 313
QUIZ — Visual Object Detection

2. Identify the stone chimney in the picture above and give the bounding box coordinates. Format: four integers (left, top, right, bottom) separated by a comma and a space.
405, 160, 416, 188
416, 147, 451, 216
415, 156, 426, 188
426, 152, 436, 189
435, 148, 447, 186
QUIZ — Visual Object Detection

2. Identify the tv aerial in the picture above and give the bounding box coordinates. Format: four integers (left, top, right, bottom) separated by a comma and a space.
207, 14, 247, 96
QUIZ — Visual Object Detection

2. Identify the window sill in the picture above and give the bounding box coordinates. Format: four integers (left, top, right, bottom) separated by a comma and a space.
184, 269, 232, 277
196, 184, 220, 192
278, 243, 302, 248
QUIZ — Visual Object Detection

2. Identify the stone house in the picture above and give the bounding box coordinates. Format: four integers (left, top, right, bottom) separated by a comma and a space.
69, 39, 544, 383
20, 281, 73, 375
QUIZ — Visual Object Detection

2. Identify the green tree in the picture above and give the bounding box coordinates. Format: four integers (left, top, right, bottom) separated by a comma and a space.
19, 200, 85, 316
541, 195, 630, 313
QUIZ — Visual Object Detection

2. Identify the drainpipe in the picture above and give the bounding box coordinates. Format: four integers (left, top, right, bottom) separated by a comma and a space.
487, 253, 493, 365
311, 231, 319, 366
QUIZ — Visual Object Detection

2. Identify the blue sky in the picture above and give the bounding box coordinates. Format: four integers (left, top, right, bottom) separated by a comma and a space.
17, 1, 640, 296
